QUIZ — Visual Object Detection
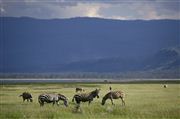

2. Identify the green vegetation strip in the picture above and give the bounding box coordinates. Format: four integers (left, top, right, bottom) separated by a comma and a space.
0, 83, 179, 119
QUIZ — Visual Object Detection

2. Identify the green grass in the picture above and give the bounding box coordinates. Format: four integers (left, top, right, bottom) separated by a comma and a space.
0, 83, 179, 119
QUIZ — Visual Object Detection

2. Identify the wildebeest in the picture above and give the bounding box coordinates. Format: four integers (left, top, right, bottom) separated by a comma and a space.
38, 93, 68, 107
101, 91, 125, 106
109, 86, 112, 91
19, 92, 33, 102
164, 84, 168, 88
72, 89, 100, 105
76, 87, 85, 92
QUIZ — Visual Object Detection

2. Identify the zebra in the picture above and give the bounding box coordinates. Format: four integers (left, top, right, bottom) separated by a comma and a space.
101, 91, 125, 106
19, 92, 33, 102
38, 93, 68, 107
76, 87, 85, 92
72, 89, 100, 105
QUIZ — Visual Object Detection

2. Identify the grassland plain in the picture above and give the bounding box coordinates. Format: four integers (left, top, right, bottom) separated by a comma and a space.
0, 82, 179, 119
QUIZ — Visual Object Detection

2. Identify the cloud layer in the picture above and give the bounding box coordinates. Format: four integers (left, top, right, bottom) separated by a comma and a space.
0, 0, 179, 20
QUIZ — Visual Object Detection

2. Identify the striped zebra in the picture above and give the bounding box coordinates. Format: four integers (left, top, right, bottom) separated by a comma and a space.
101, 91, 125, 106
19, 92, 33, 102
76, 87, 85, 92
38, 93, 68, 107
72, 89, 100, 105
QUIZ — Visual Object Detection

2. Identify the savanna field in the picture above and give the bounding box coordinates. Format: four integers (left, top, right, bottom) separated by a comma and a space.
0, 81, 179, 119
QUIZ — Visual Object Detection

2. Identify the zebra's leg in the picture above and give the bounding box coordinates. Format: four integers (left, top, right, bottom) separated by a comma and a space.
110, 98, 114, 105
75, 98, 79, 104
88, 100, 91, 105
52, 101, 56, 106
39, 99, 44, 107
110, 96, 114, 105
40, 101, 44, 106
88, 98, 93, 105
75, 102, 81, 112
122, 98, 125, 106
56, 101, 60, 106
120, 97, 125, 106
78, 103, 82, 112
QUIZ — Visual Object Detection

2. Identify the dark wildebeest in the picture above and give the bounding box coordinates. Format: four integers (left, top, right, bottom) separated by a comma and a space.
76, 87, 85, 92
38, 93, 68, 107
72, 89, 100, 105
109, 86, 112, 91
19, 92, 33, 102
164, 85, 168, 88
101, 91, 125, 106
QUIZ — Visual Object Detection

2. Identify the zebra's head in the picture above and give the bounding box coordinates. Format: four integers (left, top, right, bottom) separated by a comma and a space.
64, 99, 68, 107
101, 96, 106, 105
30, 98, 33, 102
58, 94, 68, 107
92, 89, 100, 98
101, 93, 109, 105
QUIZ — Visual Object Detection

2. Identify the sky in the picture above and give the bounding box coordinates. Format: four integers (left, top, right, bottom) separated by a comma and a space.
0, 0, 179, 20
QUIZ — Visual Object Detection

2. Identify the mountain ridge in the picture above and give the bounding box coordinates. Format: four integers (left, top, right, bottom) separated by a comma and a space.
2, 16, 180, 21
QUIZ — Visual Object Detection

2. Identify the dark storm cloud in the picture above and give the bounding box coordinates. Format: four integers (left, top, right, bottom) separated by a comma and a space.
0, 0, 179, 19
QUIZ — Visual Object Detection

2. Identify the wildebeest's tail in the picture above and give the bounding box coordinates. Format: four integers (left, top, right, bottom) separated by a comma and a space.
19, 94, 22, 97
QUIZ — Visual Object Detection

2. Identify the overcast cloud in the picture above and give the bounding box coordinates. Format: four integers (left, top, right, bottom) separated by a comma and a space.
0, 0, 179, 20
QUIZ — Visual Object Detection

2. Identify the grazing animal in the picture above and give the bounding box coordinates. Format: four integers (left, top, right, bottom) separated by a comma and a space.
109, 86, 112, 91
72, 89, 100, 105
19, 92, 33, 102
38, 93, 68, 107
164, 85, 168, 88
76, 87, 85, 92
101, 91, 125, 106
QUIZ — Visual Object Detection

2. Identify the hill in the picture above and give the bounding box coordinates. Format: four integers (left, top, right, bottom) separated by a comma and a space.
0, 17, 179, 78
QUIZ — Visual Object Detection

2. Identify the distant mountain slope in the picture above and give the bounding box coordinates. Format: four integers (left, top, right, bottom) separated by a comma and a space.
144, 46, 180, 71
0, 17, 179, 73
59, 57, 143, 72
57, 46, 180, 73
